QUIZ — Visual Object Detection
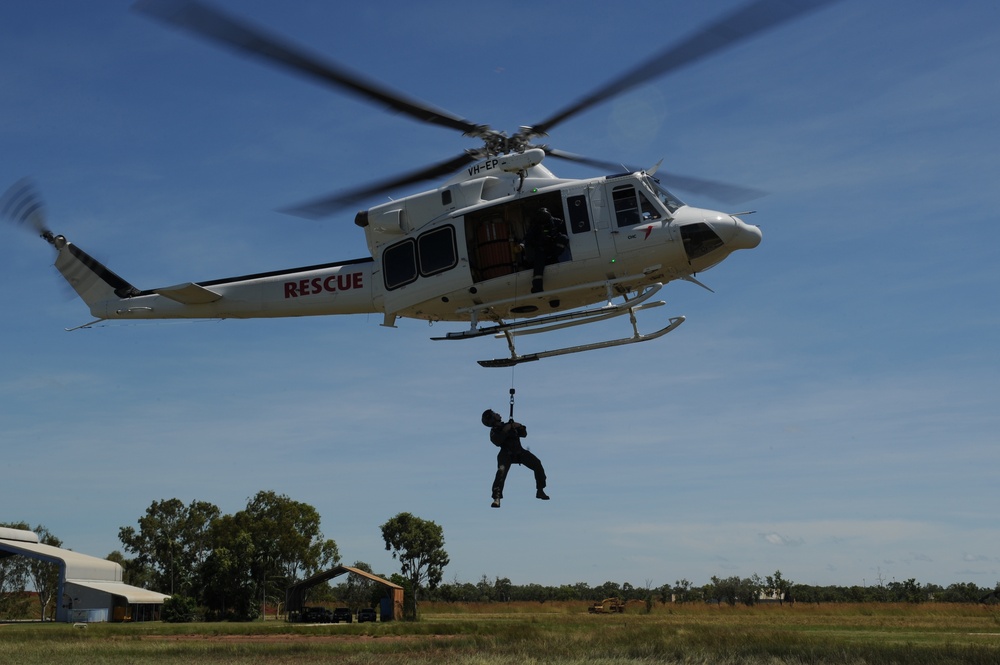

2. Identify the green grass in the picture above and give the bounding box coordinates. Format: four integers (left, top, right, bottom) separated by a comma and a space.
2, 602, 999, 664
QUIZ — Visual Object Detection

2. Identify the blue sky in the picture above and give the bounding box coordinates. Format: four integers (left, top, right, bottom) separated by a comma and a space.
2, 0, 998, 592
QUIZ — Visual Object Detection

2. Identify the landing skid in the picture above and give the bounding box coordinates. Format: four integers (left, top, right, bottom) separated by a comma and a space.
477, 314, 685, 368
431, 283, 685, 367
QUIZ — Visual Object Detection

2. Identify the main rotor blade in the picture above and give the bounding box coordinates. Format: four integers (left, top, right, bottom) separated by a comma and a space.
656, 172, 766, 205
545, 149, 764, 205
134, 0, 482, 135
528, 0, 840, 137
283, 152, 480, 219
542, 148, 636, 174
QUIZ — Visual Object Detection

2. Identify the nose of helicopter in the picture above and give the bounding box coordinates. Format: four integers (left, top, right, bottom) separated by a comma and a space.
710, 214, 761, 250
729, 216, 762, 250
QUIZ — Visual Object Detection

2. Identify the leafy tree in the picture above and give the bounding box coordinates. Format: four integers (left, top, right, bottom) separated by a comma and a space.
941, 582, 983, 603
242, 491, 339, 578
340, 560, 379, 610
239, 490, 340, 615
26, 525, 61, 620
0, 521, 31, 618
494, 576, 512, 603
118, 498, 220, 595
161, 594, 199, 622
740, 574, 764, 606
200, 518, 258, 621
672, 578, 696, 603
198, 491, 338, 620
106, 550, 155, 590
380, 512, 448, 619
704, 574, 764, 606
766, 570, 792, 604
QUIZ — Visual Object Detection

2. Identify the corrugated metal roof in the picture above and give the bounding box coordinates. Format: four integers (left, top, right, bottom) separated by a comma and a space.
291, 565, 404, 591
0, 527, 38, 543
0, 538, 122, 582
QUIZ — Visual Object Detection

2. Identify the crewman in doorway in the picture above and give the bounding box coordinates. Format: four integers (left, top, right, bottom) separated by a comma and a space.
524, 207, 568, 293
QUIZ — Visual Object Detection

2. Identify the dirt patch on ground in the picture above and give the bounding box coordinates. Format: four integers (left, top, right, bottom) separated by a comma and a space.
144, 633, 446, 645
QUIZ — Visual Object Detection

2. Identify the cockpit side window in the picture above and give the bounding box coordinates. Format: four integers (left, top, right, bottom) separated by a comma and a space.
640, 192, 661, 221
612, 186, 639, 227
649, 180, 684, 213
613, 184, 663, 227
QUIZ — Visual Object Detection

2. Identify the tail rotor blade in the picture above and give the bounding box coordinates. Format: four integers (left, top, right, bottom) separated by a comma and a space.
1, 178, 54, 240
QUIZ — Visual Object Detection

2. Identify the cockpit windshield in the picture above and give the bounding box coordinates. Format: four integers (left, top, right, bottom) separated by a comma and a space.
647, 178, 684, 214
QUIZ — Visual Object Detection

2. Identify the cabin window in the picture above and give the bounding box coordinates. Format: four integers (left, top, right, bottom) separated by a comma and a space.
566, 195, 591, 233
418, 226, 458, 276
441, 190, 453, 206
383, 239, 417, 290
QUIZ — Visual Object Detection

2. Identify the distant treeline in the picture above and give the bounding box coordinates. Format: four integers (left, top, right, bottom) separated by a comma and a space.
413, 574, 999, 606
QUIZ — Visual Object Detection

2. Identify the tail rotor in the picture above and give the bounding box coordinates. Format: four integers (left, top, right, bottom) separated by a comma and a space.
1, 178, 63, 248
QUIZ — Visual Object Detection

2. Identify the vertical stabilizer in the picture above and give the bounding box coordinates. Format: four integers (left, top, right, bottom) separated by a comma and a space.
53, 239, 141, 308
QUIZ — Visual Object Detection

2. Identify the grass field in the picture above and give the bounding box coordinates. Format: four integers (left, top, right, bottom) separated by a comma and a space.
3, 602, 1000, 664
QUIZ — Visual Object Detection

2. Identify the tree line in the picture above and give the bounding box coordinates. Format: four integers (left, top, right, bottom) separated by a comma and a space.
2, 493, 448, 621
4, 493, 999, 622
422, 573, 998, 606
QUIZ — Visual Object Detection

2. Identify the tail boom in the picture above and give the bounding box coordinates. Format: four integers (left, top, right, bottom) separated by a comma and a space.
51, 236, 380, 321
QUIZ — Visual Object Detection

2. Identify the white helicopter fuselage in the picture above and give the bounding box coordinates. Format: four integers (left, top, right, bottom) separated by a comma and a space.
50, 152, 760, 334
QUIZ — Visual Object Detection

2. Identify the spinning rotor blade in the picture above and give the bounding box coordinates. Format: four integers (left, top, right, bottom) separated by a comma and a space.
542, 147, 636, 174
544, 148, 765, 204
526, 0, 840, 138
1, 178, 53, 239
283, 152, 480, 219
134, 0, 482, 135
654, 172, 766, 205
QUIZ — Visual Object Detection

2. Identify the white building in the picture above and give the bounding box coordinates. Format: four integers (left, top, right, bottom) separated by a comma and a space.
0, 526, 169, 622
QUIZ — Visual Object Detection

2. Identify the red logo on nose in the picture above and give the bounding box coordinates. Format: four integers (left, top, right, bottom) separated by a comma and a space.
643, 225, 654, 240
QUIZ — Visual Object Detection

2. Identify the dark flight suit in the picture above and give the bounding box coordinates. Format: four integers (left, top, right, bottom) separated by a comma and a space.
525, 208, 568, 293
490, 420, 547, 500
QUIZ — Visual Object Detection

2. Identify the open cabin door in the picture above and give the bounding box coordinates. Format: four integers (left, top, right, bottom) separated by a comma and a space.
464, 191, 568, 284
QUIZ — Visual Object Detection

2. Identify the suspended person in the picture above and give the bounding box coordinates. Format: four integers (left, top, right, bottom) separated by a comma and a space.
524, 207, 568, 293
481, 409, 549, 508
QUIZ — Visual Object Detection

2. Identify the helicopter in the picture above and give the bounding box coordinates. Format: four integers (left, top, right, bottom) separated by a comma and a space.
2, 0, 837, 367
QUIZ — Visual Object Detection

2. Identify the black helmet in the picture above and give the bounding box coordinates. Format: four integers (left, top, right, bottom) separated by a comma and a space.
481, 409, 499, 427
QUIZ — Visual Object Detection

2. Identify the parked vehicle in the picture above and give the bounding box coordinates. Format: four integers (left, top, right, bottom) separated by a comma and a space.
302, 607, 333, 622
587, 597, 626, 614
357, 607, 377, 623
332, 607, 353, 623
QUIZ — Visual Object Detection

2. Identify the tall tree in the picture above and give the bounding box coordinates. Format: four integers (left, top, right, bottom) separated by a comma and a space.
199, 491, 339, 620
766, 570, 792, 604
118, 498, 220, 595
339, 560, 378, 610
380, 512, 448, 619
26, 525, 61, 620
200, 517, 258, 620
0, 521, 31, 618
240, 490, 340, 586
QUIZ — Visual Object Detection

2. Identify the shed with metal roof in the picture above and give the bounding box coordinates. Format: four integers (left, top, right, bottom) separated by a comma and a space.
286, 565, 404, 621
0, 527, 169, 622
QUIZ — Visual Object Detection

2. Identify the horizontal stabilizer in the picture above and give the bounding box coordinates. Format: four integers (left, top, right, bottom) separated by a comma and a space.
154, 282, 222, 305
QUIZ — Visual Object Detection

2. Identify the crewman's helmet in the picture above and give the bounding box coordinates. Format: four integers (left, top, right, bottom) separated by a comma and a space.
481, 409, 499, 427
